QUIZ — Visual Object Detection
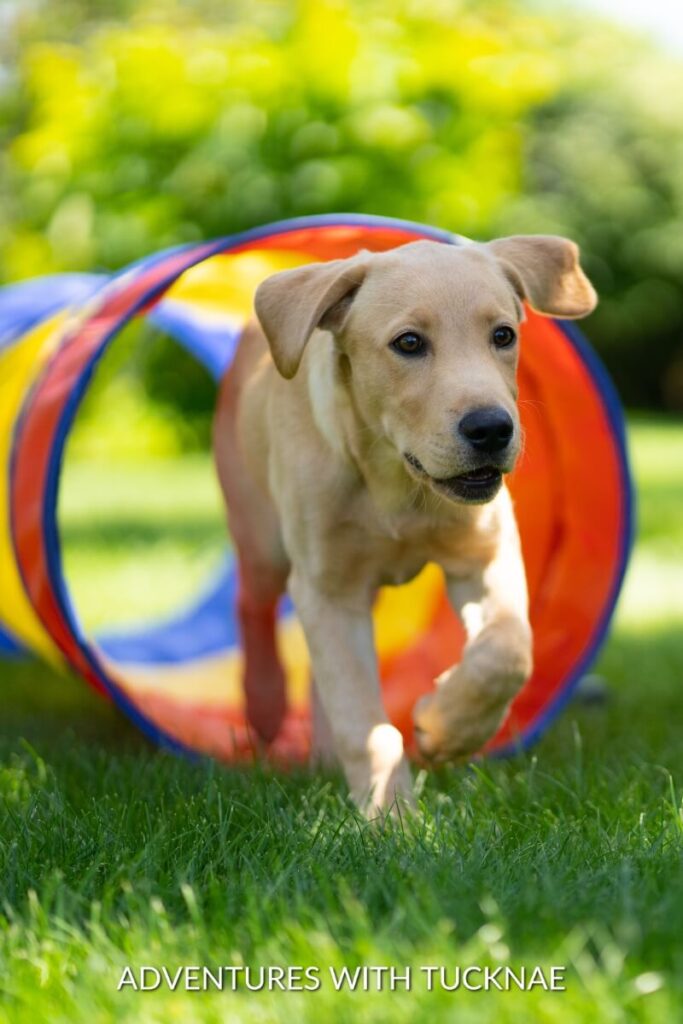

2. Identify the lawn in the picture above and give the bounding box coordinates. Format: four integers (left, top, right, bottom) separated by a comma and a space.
1, 415, 682, 1023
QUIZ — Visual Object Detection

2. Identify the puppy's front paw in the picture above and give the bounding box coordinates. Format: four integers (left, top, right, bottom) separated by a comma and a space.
413, 676, 509, 764
347, 724, 415, 819
368, 756, 415, 820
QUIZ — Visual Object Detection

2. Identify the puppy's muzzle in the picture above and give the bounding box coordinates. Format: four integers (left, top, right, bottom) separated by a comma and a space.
404, 405, 517, 504
458, 406, 514, 456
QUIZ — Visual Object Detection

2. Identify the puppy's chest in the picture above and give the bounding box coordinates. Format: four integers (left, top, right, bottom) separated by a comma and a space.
345, 506, 487, 587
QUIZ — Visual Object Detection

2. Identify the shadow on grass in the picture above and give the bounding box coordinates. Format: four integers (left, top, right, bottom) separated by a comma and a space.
0, 657, 149, 753
60, 517, 227, 550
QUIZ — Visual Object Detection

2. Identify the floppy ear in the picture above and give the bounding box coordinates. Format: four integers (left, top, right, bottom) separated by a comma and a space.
253, 255, 369, 379
486, 235, 597, 319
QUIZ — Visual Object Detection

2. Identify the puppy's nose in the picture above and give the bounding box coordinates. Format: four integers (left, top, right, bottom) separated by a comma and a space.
458, 407, 514, 455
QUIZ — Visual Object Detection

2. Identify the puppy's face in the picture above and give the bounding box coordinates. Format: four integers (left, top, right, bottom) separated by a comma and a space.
338, 244, 523, 504
255, 235, 596, 506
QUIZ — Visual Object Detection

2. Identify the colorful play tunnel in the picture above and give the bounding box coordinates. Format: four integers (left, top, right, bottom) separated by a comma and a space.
0, 215, 633, 761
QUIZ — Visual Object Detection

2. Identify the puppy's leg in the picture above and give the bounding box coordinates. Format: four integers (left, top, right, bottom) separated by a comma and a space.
237, 559, 288, 744
413, 519, 533, 762
310, 679, 337, 768
213, 365, 289, 744
289, 571, 413, 817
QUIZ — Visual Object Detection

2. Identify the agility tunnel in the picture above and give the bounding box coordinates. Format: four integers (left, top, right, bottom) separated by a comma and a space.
0, 214, 633, 761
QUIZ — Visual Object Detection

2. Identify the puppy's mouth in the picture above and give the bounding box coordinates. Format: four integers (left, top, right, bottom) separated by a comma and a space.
404, 452, 503, 504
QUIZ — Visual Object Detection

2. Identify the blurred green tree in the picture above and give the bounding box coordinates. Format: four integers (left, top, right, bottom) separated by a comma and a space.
1, 0, 681, 428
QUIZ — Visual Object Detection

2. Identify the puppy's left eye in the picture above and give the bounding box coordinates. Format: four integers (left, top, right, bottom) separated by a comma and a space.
492, 325, 516, 349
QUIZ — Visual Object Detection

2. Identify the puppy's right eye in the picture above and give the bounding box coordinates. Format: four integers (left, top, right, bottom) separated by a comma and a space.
390, 331, 427, 357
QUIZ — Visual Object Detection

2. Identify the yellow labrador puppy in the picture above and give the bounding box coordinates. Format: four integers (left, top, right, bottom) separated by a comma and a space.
213, 236, 596, 815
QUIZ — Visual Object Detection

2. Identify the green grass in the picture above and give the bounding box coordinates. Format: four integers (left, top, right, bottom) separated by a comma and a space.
1, 415, 683, 1023
59, 455, 227, 630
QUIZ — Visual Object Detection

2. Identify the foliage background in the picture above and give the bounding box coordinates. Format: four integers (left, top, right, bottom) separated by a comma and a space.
1, 0, 683, 448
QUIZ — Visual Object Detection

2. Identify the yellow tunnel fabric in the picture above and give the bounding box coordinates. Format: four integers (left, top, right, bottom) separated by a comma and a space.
0, 313, 70, 663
